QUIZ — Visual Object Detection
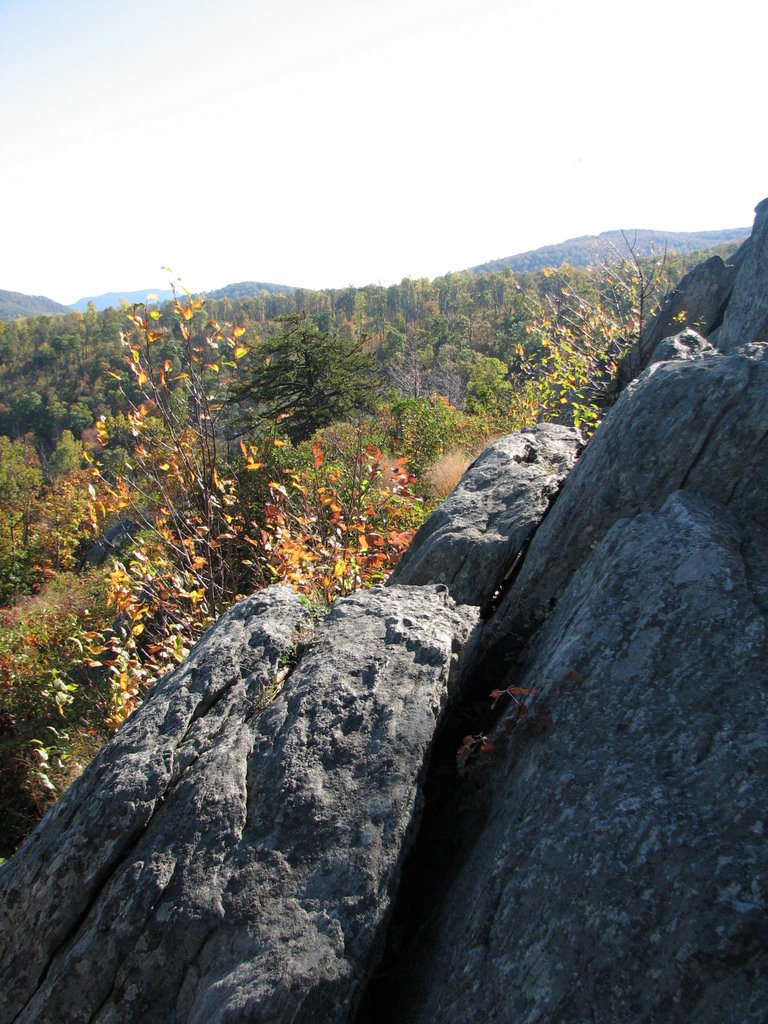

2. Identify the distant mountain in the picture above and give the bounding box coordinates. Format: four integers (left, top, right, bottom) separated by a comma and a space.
69, 289, 177, 312
0, 289, 71, 321
471, 227, 750, 275
204, 281, 296, 300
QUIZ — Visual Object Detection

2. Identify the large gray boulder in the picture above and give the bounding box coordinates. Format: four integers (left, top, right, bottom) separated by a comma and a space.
631, 253, 737, 374
647, 326, 716, 365
388, 423, 582, 606
0, 584, 476, 1024
477, 342, 768, 664
393, 491, 768, 1024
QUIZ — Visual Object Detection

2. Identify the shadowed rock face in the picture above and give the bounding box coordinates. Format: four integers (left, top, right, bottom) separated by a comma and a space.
2, 199, 768, 1024
633, 254, 737, 373
397, 491, 768, 1024
713, 197, 768, 351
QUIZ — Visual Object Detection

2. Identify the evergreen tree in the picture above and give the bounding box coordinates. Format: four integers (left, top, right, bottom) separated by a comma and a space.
232, 314, 381, 442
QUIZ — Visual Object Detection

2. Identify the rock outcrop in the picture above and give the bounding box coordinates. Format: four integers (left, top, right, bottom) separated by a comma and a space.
713, 197, 768, 351
389, 423, 582, 606
0, 585, 475, 1023
632, 254, 736, 372
392, 490, 768, 1024
474, 339, 768, 670
2, 199, 768, 1023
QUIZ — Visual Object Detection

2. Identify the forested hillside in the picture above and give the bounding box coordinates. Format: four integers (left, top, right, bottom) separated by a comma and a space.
0, 243, 733, 445
472, 227, 748, 274
0, 290, 71, 321
0, 241, 739, 854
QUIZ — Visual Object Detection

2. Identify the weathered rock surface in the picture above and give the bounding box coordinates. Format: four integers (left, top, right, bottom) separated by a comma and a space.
714, 198, 768, 351
396, 491, 768, 1024
0, 584, 476, 1024
632, 253, 737, 373
648, 326, 716, 365
77, 516, 138, 569
388, 424, 582, 606
477, 342, 768, 664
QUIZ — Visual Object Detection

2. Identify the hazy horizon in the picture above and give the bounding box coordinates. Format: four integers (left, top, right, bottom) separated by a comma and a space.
1, 0, 765, 304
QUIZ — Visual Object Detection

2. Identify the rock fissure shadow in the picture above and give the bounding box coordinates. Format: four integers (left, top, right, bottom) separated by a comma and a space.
479, 471, 573, 623
353, 437, 584, 1022
351, 624, 541, 1024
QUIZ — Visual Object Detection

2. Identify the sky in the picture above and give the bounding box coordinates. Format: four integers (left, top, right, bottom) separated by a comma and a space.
0, 0, 765, 304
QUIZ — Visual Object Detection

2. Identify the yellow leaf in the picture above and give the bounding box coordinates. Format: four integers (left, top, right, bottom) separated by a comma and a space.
234, 346, 248, 359
233, 325, 246, 338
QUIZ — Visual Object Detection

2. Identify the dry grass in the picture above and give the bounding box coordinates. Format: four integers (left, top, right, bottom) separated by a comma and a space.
426, 448, 477, 500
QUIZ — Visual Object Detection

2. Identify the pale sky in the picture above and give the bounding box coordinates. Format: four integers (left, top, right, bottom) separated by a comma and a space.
0, 0, 764, 304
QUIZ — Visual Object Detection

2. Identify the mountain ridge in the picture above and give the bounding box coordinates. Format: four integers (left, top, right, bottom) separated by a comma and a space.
471, 226, 749, 274
1, 225, 750, 320
0, 289, 72, 321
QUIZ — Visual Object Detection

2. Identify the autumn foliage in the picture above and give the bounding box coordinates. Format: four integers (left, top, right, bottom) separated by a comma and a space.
0, 246, 678, 854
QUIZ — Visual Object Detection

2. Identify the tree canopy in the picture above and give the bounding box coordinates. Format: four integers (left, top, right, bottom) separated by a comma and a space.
232, 313, 381, 442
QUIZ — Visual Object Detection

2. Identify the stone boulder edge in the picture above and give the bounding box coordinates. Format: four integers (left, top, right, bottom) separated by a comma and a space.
631, 253, 737, 374
713, 197, 768, 351
476, 343, 768, 662
0, 584, 477, 1024
398, 491, 768, 1024
388, 423, 582, 607
648, 326, 716, 366
0, 584, 309, 1024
